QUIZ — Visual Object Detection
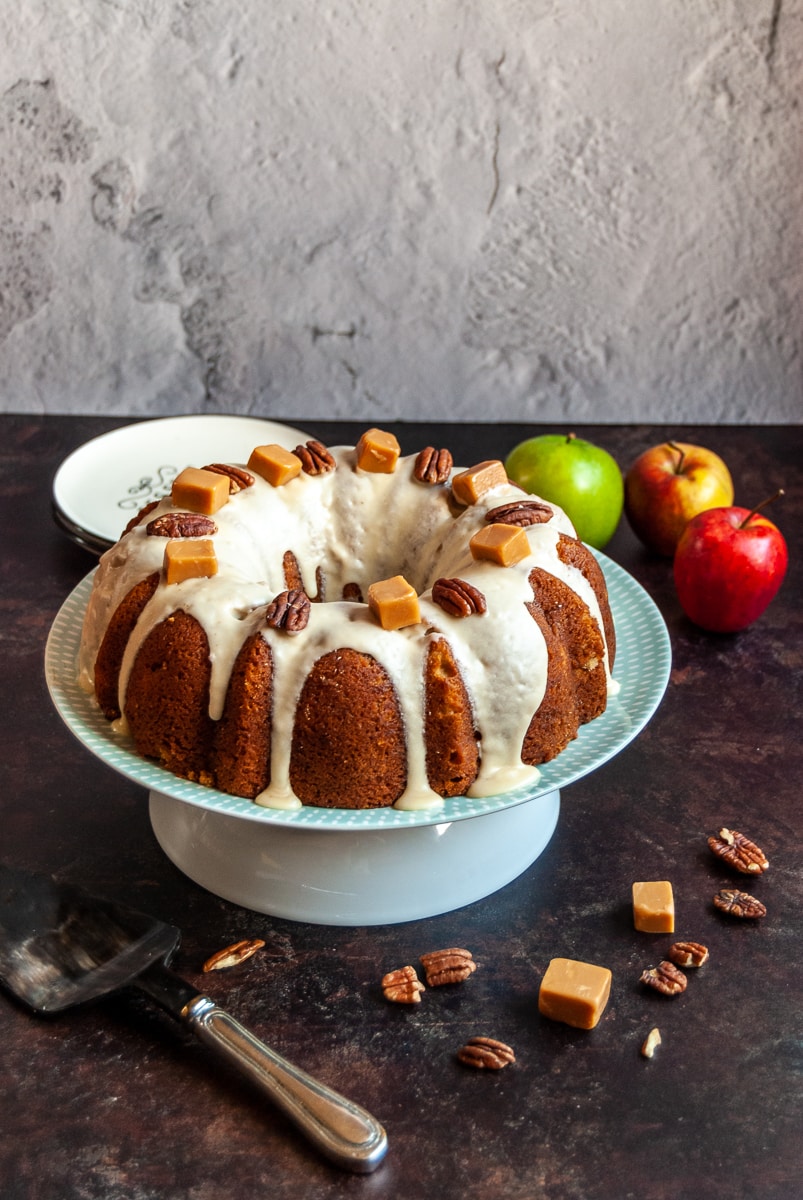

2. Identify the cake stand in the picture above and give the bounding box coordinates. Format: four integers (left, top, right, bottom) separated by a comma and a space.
45, 556, 670, 926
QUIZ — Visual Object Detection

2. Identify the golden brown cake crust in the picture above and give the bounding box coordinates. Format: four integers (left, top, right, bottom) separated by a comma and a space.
123, 610, 215, 784
556, 534, 616, 669
94, 572, 160, 720
290, 648, 407, 808
213, 633, 273, 800
424, 638, 480, 797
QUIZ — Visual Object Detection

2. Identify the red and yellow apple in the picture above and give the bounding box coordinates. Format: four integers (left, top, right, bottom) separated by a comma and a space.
673, 494, 788, 633
624, 441, 734, 556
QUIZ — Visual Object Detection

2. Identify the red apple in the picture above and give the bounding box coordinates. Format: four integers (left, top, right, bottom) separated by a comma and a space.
673, 493, 788, 633
624, 441, 734, 556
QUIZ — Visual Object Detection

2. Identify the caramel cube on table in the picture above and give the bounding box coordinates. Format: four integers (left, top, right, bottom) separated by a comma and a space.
164, 539, 218, 585
356, 428, 401, 473
247, 444, 302, 487
171, 467, 230, 515
632, 881, 675, 933
538, 958, 613, 1030
451, 460, 508, 505
469, 523, 530, 567
367, 575, 421, 630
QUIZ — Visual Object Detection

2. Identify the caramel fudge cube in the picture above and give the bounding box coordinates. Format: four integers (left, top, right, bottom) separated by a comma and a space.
451, 460, 508, 505
164, 539, 218, 585
367, 575, 421, 630
247, 444, 302, 487
356, 428, 401, 473
538, 958, 612, 1030
469, 523, 530, 567
171, 467, 230, 515
632, 881, 675, 933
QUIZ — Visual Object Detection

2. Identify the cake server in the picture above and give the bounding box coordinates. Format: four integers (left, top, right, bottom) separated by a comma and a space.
0, 863, 387, 1174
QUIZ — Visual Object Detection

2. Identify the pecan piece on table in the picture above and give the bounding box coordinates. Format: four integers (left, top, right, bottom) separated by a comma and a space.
382, 965, 425, 1004
202, 463, 255, 492
146, 512, 218, 538
713, 888, 767, 919
203, 938, 265, 972
708, 828, 769, 874
640, 1027, 662, 1059
457, 1037, 515, 1070
485, 499, 554, 526
265, 589, 311, 634
419, 947, 477, 987
414, 446, 453, 484
431, 578, 487, 618
293, 439, 337, 475
640, 961, 688, 996
667, 941, 709, 968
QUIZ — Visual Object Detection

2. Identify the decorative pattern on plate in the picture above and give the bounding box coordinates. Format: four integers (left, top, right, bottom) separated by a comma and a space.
45, 553, 671, 832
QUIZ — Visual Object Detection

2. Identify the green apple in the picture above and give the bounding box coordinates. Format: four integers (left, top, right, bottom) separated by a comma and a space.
504, 433, 624, 549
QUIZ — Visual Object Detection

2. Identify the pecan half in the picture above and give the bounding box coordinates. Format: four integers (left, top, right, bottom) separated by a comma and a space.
265, 589, 311, 634
342, 582, 363, 603
457, 1037, 515, 1070
381, 965, 425, 1004
667, 941, 709, 968
713, 889, 767, 919
640, 961, 688, 996
414, 446, 453, 484
420, 947, 477, 987
640, 1027, 662, 1059
293, 439, 336, 475
485, 499, 554, 526
708, 828, 769, 875
431, 578, 487, 618
202, 938, 265, 972
202, 463, 255, 492
123, 499, 160, 536
146, 512, 218, 538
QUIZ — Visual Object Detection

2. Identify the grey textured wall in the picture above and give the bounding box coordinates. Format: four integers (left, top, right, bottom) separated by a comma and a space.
1, 1, 801, 423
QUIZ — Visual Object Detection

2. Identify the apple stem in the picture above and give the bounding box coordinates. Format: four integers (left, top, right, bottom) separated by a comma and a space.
740, 488, 785, 529
667, 441, 685, 475
566, 432, 576, 444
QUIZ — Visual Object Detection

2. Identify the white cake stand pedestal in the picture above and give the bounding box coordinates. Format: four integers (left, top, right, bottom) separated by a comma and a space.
148, 788, 561, 926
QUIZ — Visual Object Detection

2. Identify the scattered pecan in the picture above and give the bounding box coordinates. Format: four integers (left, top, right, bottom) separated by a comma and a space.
293, 439, 337, 475
382, 965, 425, 1004
203, 463, 255, 492
640, 1027, 662, 1059
431, 578, 487, 618
342, 582, 363, 603
265, 589, 311, 634
667, 941, 709, 968
420, 947, 477, 987
123, 499, 160, 536
708, 828, 769, 875
146, 512, 218, 538
457, 1037, 515, 1070
414, 446, 453, 484
202, 938, 265, 972
485, 499, 554, 526
713, 889, 767, 919
640, 961, 688, 996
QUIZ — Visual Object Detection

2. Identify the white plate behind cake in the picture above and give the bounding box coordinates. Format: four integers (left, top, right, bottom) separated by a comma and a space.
45, 554, 671, 923
52, 414, 312, 554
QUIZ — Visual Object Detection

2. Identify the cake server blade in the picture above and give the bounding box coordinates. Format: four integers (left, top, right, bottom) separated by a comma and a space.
0, 863, 387, 1173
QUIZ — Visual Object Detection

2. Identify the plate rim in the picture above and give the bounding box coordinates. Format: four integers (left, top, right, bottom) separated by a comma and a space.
45, 552, 671, 833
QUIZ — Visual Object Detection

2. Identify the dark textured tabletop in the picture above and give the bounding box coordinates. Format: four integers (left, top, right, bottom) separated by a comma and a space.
1, 415, 801, 1200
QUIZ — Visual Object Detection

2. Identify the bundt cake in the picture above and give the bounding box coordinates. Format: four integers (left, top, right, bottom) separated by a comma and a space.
78, 429, 617, 811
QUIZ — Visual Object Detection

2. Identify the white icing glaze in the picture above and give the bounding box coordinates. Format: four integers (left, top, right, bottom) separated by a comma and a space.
78, 444, 616, 811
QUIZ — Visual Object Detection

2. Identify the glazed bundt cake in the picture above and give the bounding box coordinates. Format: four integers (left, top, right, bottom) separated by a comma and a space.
78, 428, 616, 811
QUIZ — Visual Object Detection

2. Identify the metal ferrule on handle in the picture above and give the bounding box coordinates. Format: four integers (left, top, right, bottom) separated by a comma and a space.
183, 996, 388, 1174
